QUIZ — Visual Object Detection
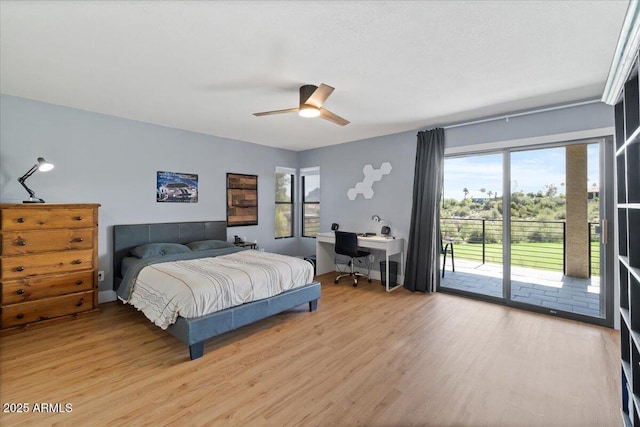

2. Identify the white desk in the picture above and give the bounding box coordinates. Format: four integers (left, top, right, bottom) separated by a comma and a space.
316, 232, 405, 292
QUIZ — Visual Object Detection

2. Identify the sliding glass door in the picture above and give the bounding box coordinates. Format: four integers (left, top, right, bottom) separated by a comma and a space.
440, 153, 503, 299
508, 144, 603, 318
439, 139, 612, 325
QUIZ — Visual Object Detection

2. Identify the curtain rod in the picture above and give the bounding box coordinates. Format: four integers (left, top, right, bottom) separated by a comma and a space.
442, 98, 601, 130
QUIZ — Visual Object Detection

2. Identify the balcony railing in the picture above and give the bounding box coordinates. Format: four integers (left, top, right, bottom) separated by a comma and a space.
440, 218, 600, 277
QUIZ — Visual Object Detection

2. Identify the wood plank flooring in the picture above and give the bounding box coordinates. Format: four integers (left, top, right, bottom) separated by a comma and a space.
0, 273, 620, 426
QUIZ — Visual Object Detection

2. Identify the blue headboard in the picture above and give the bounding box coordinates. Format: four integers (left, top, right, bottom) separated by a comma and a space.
112, 220, 227, 288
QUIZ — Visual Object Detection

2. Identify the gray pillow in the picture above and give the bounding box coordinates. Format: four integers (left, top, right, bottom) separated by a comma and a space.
130, 243, 192, 259
186, 239, 235, 251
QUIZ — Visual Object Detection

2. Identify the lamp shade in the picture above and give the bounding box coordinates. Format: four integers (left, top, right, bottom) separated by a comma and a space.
37, 157, 54, 172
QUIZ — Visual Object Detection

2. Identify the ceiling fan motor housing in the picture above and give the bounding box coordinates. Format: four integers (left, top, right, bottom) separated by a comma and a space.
300, 85, 318, 106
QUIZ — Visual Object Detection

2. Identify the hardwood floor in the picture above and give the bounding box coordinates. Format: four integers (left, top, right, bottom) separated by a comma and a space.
0, 273, 620, 426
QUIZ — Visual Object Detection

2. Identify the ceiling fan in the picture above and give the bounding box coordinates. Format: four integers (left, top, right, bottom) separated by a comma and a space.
253, 83, 350, 126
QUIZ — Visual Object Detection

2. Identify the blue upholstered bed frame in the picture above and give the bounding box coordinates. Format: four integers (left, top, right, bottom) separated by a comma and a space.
113, 220, 321, 360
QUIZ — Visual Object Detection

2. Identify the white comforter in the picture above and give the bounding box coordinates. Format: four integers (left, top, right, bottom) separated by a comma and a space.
128, 250, 314, 329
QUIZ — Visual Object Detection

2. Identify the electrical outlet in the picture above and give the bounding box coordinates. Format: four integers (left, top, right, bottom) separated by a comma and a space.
98, 271, 104, 282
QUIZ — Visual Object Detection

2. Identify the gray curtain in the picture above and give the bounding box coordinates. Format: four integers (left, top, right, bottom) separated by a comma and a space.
404, 128, 445, 292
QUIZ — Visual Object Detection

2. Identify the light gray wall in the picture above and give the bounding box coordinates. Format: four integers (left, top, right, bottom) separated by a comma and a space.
0, 95, 615, 294
446, 100, 614, 148
298, 131, 416, 264
0, 95, 300, 295
298, 100, 615, 270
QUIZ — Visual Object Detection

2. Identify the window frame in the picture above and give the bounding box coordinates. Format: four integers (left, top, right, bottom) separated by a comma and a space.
301, 167, 320, 238
275, 167, 295, 239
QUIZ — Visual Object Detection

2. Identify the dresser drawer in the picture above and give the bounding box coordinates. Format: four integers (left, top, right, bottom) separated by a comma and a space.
0, 208, 96, 231
1, 229, 94, 255
0, 249, 94, 280
1, 291, 94, 328
2, 271, 94, 304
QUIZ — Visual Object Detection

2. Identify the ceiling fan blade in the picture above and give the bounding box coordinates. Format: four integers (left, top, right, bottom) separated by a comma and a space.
253, 107, 299, 117
305, 84, 335, 108
320, 108, 350, 126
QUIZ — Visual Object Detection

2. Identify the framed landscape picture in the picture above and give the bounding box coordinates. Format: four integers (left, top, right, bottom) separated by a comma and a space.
157, 171, 198, 203
227, 173, 258, 226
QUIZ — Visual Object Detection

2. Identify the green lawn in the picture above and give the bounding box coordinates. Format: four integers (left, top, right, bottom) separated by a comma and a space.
452, 242, 600, 276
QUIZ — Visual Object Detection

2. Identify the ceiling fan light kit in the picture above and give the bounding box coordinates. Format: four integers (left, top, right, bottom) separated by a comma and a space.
299, 104, 320, 118
254, 83, 350, 126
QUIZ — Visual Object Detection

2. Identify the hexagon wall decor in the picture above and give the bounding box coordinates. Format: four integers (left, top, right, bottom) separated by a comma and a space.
347, 162, 392, 200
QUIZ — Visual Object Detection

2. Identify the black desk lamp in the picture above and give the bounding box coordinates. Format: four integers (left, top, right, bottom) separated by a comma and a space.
372, 214, 391, 236
18, 157, 54, 203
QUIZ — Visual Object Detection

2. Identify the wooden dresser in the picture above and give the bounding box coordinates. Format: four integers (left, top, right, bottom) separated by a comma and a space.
0, 203, 100, 335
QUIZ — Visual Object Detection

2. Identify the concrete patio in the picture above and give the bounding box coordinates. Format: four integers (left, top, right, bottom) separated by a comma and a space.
440, 258, 601, 318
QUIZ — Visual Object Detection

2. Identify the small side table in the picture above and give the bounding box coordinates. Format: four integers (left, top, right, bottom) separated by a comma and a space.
235, 242, 257, 249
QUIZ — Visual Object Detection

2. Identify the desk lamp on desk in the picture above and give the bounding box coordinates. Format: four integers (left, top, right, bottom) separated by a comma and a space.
371, 215, 393, 238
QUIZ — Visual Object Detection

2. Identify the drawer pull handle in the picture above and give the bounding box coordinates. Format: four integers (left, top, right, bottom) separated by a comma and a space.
72, 237, 84, 243
74, 216, 83, 221
75, 301, 83, 307
17, 218, 25, 223
17, 239, 27, 246
72, 260, 82, 265
16, 313, 24, 319
16, 289, 25, 295
76, 280, 83, 285
16, 266, 24, 272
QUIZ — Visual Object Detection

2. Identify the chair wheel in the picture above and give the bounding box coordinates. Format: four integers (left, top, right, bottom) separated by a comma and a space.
368, 279, 372, 283
353, 281, 358, 287
334, 278, 339, 284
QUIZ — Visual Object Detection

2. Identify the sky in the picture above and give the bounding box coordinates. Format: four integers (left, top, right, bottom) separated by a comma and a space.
443, 144, 600, 201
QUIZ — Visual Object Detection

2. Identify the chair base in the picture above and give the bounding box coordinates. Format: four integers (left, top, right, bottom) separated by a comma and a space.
335, 271, 372, 287
334, 252, 372, 287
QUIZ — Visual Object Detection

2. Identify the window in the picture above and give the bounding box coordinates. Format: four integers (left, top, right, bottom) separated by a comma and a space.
275, 167, 295, 238
301, 167, 320, 237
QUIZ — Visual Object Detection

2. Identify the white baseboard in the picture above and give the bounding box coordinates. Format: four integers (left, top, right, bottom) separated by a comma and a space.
99, 290, 117, 304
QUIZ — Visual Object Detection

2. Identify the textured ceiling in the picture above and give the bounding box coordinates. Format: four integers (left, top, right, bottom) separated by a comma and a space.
0, 1, 629, 151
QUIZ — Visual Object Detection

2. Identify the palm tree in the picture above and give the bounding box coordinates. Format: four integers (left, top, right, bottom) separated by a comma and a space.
463, 187, 469, 200
544, 183, 558, 198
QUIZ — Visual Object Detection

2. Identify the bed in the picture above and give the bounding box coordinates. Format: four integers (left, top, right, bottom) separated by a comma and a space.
113, 220, 321, 360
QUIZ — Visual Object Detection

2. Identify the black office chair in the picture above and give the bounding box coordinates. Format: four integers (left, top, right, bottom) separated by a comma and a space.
334, 231, 372, 287
441, 234, 455, 278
